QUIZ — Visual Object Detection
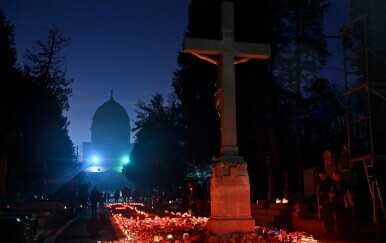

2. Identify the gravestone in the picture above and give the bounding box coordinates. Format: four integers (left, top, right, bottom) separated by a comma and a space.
323, 150, 336, 177
183, 1, 270, 234
303, 167, 318, 199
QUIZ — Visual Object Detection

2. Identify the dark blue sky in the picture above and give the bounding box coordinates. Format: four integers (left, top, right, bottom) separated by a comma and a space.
1, 0, 190, 149
0, 0, 348, 152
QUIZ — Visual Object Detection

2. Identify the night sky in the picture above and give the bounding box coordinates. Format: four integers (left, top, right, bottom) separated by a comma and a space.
0, 0, 348, 153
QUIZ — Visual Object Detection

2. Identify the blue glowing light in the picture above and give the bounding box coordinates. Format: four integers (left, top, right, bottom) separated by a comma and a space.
92, 156, 100, 163
122, 157, 129, 163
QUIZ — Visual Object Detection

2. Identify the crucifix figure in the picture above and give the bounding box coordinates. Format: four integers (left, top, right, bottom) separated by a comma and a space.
183, 1, 271, 235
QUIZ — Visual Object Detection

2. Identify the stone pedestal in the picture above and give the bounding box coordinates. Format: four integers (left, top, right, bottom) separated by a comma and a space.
207, 158, 255, 234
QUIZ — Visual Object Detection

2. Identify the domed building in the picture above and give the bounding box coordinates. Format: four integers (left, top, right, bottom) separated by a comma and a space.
83, 92, 133, 173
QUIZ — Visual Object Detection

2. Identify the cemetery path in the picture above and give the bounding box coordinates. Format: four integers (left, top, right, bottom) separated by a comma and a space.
53, 207, 117, 243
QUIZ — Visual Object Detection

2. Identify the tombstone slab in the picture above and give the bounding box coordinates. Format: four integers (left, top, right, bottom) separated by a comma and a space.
323, 150, 336, 177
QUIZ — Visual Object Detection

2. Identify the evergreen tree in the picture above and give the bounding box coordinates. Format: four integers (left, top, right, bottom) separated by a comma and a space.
21, 83, 75, 182
172, 0, 221, 165
7, 26, 76, 198
123, 93, 184, 196
24, 25, 73, 111
0, 10, 15, 71
273, 0, 330, 200
302, 78, 346, 162
0, 14, 76, 200
0, 10, 18, 202
273, 0, 330, 90
21, 26, 75, 195
0, 10, 17, 157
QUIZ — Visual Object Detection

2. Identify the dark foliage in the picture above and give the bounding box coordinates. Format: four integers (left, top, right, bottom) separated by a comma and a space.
344, 0, 386, 157
0, 10, 17, 158
172, 0, 342, 200
123, 93, 185, 197
0, 15, 75, 201
173, 0, 222, 167
24, 25, 73, 111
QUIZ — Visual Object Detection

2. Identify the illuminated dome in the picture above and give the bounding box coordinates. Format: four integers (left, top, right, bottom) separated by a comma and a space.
91, 93, 131, 143
83, 91, 133, 173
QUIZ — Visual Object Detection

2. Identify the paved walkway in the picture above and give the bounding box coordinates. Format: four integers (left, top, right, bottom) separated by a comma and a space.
53, 208, 117, 243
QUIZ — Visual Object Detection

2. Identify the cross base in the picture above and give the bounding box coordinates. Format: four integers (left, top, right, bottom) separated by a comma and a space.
207, 157, 254, 235
207, 218, 255, 235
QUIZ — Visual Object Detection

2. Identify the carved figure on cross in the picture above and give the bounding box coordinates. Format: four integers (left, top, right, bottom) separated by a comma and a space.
183, 1, 270, 157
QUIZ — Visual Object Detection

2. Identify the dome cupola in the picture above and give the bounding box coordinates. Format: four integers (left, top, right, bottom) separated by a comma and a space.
91, 91, 131, 143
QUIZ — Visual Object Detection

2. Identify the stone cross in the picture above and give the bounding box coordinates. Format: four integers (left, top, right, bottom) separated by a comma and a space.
183, 1, 271, 235
184, 1, 270, 157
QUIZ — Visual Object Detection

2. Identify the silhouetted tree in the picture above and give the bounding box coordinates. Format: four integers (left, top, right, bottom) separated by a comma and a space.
123, 93, 184, 197
21, 83, 75, 182
0, 10, 17, 156
272, 0, 330, 200
24, 25, 73, 110
0, 23, 76, 200
347, 0, 386, 86
302, 78, 346, 163
20, 26, 75, 196
0, 10, 18, 202
0, 10, 15, 68
172, 0, 222, 168
173, 0, 333, 200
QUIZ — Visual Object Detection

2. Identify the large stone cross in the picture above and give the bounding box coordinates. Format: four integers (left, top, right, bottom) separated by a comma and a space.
184, 1, 270, 157
183, 1, 271, 235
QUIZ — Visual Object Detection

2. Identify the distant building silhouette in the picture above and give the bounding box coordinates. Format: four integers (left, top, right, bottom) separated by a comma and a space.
83, 91, 133, 173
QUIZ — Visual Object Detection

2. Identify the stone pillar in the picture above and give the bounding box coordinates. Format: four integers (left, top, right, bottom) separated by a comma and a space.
207, 159, 255, 234
219, 52, 239, 156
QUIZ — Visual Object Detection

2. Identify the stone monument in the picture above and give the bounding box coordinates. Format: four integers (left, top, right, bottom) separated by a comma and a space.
183, 1, 270, 235
323, 150, 336, 177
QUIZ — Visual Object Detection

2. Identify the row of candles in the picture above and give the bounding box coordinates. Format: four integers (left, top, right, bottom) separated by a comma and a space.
107, 203, 207, 242
275, 198, 289, 204
104, 203, 319, 243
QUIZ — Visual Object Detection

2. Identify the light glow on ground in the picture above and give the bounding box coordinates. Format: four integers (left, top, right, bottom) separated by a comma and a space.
104, 203, 320, 243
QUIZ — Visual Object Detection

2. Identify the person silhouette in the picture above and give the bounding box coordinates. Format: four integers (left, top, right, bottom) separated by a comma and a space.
114, 190, 120, 203
90, 186, 100, 217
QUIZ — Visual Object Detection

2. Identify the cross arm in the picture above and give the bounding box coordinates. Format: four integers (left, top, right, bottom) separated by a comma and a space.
234, 42, 271, 59
183, 37, 223, 55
